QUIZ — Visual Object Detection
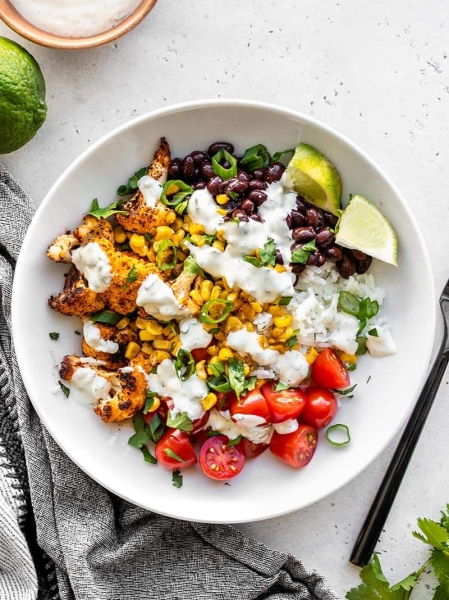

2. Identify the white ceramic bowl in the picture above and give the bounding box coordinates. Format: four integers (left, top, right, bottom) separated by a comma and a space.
12, 99, 435, 523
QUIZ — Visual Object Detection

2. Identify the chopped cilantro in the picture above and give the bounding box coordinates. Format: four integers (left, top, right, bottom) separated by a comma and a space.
59, 381, 70, 398
49, 332, 59, 341
172, 470, 183, 488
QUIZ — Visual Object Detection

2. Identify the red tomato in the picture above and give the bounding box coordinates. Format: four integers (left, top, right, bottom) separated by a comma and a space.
230, 389, 271, 424
155, 429, 197, 470
191, 339, 215, 362
215, 391, 235, 412
260, 382, 307, 423
301, 386, 337, 429
199, 435, 245, 480
311, 348, 350, 389
238, 438, 268, 459
270, 424, 318, 468
192, 410, 210, 434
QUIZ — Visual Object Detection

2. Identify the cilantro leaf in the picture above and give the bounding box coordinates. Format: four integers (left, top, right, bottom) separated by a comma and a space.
49, 332, 60, 341
412, 518, 449, 550
87, 198, 128, 220
59, 381, 70, 398
286, 329, 300, 348
389, 574, 417, 592
244, 376, 257, 392
275, 382, 289, 392
172, 470, 183, 488
228, 358, 246, 400
228, 435, 242, 446
183, 255, 205, 277
128, 429, 150, 449
243, 255, 263, 268
336, 384, 358, 396
440, 505, 449, 532
125, 264, 139, 283
164, 448, 185, 463
291, 240, 316, 264
166, 411, 193, 433
346, 554, 403, 600
279, 296, 293, 306
117, 166, 148, 195
143, 391, 157, 414
430, 548, 449, 591
140, 446, 157, 464
259, 238, 276, 267
148, 413, 165, 443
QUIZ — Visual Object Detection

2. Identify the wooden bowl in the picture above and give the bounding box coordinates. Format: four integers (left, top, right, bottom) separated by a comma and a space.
0, 0, 157, 50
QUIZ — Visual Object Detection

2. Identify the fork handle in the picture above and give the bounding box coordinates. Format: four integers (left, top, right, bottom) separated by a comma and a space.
350, 343, 449, 567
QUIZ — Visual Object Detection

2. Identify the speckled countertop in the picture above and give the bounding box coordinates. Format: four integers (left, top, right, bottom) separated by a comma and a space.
1, 1, 448, 595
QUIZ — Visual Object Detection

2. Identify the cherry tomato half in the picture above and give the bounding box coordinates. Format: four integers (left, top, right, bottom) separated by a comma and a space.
155, 429, 197, 470
230, 389, 271, 425
200, 435, 245, 480
301, 386, 337, 429
191, 339, 215, 362
260, 382, 307, 423
238, 438, 268, 459
311, 348, 350, 389
270, 424, 318, 468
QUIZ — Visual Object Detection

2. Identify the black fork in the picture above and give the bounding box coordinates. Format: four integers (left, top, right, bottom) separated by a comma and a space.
350, 280, 449, 567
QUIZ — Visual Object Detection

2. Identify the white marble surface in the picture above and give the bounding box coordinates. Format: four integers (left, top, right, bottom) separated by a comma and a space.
1, 0, 448, 596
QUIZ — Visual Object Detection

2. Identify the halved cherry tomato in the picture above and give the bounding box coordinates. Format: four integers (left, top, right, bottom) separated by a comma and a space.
192, 410, 210, 434
311, 348, 350, 389
270, 424, 318, 468
215, 391, 234, 412
260, 382, 307, 423
155, 429, 197, 470
238, 438, 268, 459
199, 435, 245, 480
191, 339, 215, 362
301, 386, 337, 429
230, 389, 271, 425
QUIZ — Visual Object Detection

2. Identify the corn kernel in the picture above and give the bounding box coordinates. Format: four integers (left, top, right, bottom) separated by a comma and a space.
177, 250, 187, 261
172, 229, 185, 246
190, 234, 206, 247
172, 217, 184, 231
340, 352, 357, 364
116, 317, 130, 330
212, 240, 225, 252
219, 290, 229, 300
189, 222, 206, 235
155, 226, 174, 241
216, 194, 229, 205
269, 306, 285, 316
165, 211, 177, 224
207, 345, 219, 356
200, 280, 214, 302
210, 285, 222, 300
201, 393, 218, 411
218, 347, 234, 361
275, 264, 287, 273
114, 226, 127, 244
135, 317, 148, 329
216, 208, 227, 216
250, 301, 263, 314
139, 330, 156, 341
165, 183, 180, 196
195, 360, 207, 380
189, 289, 204, 306
146, 396, 161, 412
153, 339, 171, 351
271, 327, 285, 339
172, 340, 183, 355
147, 248, 157, 262
245, 322, 255, 332
214, 332, 225, 341
141, 342, 153, 355
240, 304, 256, 321
132, 244, 149, 257
270, 344, 285, 353
305, 347, 319, 365
145, 320, 163, 335
243, 364, 251, 376
279, 326, 294, 343
125, 342, 141, 360
130, 234, 145, 248
274, 315, 293, 328
209, 356, 221, 366
216, 229, 226, 241
227, 291, 239, 303
154, 350, 171, 363
221, 278, 232, 292
225, 316, 243, 333
258, 335, 269, 349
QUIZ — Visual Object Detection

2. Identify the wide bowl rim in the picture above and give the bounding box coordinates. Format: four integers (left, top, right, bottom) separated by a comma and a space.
0, 0, 157, 49
12, 98, 437, 522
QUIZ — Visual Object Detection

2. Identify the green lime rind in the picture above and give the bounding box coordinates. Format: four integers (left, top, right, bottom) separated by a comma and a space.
335, 194, 398, 266
0, 37, 47, 154
286, 142, 342, 216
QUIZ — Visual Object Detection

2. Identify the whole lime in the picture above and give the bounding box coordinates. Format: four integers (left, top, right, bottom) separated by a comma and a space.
0, 37, 47, 154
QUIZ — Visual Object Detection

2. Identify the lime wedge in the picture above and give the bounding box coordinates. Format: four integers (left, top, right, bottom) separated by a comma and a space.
286, 143, 342, 216
335, 194, 398, 266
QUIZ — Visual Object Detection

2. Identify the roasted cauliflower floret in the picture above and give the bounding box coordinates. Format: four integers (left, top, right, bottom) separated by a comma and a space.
81, 321, 138, 370
48, 266, 105, 318
115, 138, 175, 236
170, 271, 200, 316
74, 215, 114, 245
60, 355, 147, 423
47, 232, 78, 263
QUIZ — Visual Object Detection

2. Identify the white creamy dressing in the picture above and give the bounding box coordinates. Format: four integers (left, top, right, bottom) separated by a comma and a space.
273, 419, 299, 435
207, 409, 273, 444
138, 175, 163, 208
136, 274, 190, 321
366, 325, 397, 357
83, 319, 119, 354
148, 359, 207, 420
11, 0, 142, 38
328, 312, 359, 355
179, 318, 212, 352
71, 242, 112, 293
69, 368, 111, 408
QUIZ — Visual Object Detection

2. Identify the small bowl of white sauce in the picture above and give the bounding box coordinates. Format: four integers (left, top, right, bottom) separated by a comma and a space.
0, 0, 157, 49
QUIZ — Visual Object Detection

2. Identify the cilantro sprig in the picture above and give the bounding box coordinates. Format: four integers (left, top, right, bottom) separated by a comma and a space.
87, 198, 128, 220
347, 504, 449, 599
243, 238, 277, 268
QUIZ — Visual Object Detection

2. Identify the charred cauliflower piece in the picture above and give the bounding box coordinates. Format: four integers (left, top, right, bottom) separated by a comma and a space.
48, 266, 105, 318
81, 322, 138, 370
60, 356, 147, 423
170, 271, 200, 316
74, 215, 114, 245
47, 232, 78, 263
116, 138, 176, 236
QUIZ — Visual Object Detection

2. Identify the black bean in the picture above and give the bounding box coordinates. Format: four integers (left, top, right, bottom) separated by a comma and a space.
248, 179, 268, 191
349, 249, 367, 261
209, 142, 234, 156
315, 227, 335, 248
323, 246, 342, 262
237, 170, 250, 184
241, 199, 255, 214
290, 210, 307, 228
182, 156, 195, 180
306, 207, 324, 228
252, 168, 266, 180
296, 194, 308, 213
275, 250, 284, 265
291, 263, 306, 275
247, 190, 268, 206
355, 255, 373, 274
315, 253, 326, 267
190, 151, 206, 165
200, 161, 215, 180
292, 226, 316, 243
307, 253, 319, 266
193, 181, 206, 190
222, 160, 232, 169
264, 161, 285, 183
324, 212, 339, 228
168, 158, 182, 179
207, 176, 223, 195
250, 213, 263, 222
231, 209, 249, 222
336, 254, 356, 279
226, 178, 248, 194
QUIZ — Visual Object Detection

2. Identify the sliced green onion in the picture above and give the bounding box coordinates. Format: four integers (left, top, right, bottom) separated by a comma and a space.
359, 297, 380, 320
164, 448, 185, 462
368, 328, 379, 337
211, 149, 237, 180
140, 446, 157, 464
91, 310, 122, 326
228, 435, 242, 446
172, 470, 183, 488
241, 144, 271, 171
117, 166, 148, 195
160, 180, 193, 207
59, 381, 70, 398
326, 424, 351, 447
279, 296, 293, 306
272, 148, 296, 162
243, 255, 262, 268
338, 291, 360, 317
355, 336, 368, 355
206, 375, 232, 393
357, 319, 367, 335
174, 349, 195, 381
156, 239, 177, 271
199, 299, 233, 324
290, 240, 316, 264
336, 384, 357, 396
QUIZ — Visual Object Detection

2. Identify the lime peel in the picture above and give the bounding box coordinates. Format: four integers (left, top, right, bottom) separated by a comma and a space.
335, 194, 398, 266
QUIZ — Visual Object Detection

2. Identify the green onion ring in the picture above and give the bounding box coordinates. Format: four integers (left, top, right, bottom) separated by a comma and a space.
174, 348, 195, 381
199, 299, 233, 324
211, 149, 237, 180
325, 424, 351, 447
156, 239, 178, 271
160, 180, 193, 207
